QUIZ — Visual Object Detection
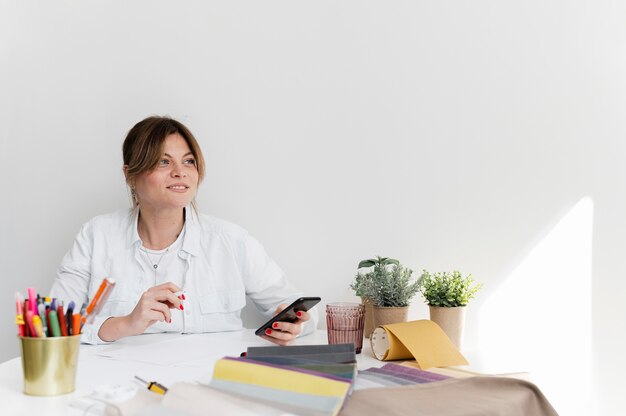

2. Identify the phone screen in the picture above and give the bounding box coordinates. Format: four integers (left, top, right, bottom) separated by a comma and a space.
254, 297, 321, 336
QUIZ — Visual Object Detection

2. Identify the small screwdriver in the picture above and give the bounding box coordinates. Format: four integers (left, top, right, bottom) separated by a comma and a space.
134, 375, 168, 395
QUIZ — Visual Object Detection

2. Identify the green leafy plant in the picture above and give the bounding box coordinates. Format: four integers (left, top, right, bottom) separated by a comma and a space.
351, 257, 399, 297
417, 270, 482, 307
357, 257, 399, 269
351, 256, 419, 307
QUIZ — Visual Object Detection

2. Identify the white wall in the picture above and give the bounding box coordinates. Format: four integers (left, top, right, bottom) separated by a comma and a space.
1, 1, 624, 415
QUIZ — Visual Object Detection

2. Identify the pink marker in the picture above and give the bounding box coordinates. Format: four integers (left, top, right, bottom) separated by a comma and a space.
27, 287, 37, 315
24, 310, 37, 337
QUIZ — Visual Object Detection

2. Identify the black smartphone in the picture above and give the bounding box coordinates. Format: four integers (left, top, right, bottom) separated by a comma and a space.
254, 297, 321, 336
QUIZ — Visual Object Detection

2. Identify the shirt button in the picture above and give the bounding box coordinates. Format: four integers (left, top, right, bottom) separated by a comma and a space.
185, 309, 191, 316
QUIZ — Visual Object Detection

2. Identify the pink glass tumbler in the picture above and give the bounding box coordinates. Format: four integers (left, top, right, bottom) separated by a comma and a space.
326, 302, 365, 353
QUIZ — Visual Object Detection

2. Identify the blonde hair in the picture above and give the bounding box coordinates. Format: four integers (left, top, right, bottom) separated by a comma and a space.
123, 116, 205, 208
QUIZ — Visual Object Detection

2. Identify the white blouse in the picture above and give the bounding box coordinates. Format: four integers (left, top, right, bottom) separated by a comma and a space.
50, 207, 318, 344
137, 225, 186, 333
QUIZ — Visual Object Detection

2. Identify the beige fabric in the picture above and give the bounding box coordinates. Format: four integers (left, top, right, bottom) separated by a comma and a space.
342, 376, 558, 416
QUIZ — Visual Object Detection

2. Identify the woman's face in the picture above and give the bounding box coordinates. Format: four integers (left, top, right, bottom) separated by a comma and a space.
131, 133, 199, 212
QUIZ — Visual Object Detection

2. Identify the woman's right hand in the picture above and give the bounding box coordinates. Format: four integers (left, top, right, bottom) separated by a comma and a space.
125, 282, 184, 334
98, 282, 184, 342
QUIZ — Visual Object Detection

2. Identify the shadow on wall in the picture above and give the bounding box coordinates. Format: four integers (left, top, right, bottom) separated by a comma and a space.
477, 196, 593, 416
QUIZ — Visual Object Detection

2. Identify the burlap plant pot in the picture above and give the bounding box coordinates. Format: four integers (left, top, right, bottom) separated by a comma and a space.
361, 297, 375, 338
372, 305, 409, 329
428, 305, 466, 350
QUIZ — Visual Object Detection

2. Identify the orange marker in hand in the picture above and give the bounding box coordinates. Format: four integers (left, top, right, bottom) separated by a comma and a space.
82, 278, 116, 326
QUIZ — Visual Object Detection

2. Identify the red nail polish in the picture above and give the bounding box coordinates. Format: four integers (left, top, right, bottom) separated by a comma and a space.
265, 328, 272, 335
296, 311, 302, 317
181, 294, 186, 300
272, 322, 279, 329
179, 304, 184, 310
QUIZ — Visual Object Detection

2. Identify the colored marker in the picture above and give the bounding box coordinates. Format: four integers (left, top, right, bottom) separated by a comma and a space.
48, 310, 61, 337
72, 313, 81, 336
46, 307, 52, 337
27, 287, 37, 314
134, 376, 168, 395
23, 300, 30, 337
15, 292, 25, 336
84, 278, 116, 325
66, 301, 75, 335
32, 315, 45, 338
37, 300, 48, 335
57, 303, 68, 336
24, 310, 36, 337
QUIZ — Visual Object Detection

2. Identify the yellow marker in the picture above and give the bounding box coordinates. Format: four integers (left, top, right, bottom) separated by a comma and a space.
32, 315, 45, 338
134, 376, 167, 395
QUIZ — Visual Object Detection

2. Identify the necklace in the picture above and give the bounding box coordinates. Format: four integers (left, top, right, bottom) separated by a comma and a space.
141, 247, 169, 270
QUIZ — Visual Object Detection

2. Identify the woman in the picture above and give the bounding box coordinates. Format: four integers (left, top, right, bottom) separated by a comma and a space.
51, 116, 317, 345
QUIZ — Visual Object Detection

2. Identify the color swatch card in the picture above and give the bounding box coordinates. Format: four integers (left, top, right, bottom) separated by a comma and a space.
211, 356, 354, 416
246, 343, 357, 364
355, 363, 451, 390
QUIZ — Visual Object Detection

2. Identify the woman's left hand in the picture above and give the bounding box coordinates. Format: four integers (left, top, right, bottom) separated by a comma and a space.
263, 303, 310, 346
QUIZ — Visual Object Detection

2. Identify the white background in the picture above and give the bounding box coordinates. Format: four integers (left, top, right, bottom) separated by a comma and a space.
1, 1, 625, 415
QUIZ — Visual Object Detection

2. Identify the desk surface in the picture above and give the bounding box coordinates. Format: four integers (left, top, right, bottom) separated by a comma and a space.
0, 330, 515, 415
0, 330, 383, 415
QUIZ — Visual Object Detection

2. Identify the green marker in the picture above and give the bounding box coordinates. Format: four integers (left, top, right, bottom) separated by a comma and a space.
48, 310, 61, 337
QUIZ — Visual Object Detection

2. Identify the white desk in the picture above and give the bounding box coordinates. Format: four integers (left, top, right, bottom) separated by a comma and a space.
0, 330, 381, 415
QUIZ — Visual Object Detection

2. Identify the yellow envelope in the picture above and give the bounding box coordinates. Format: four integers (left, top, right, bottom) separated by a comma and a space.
370, 320, 468, 369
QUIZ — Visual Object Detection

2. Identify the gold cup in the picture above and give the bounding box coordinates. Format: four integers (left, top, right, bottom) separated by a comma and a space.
19, 335, 81, 396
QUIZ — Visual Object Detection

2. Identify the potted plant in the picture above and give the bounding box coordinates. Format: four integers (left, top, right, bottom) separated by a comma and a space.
353, 256, 419, 331
351, 257, 398, 337
417, 270, 482, 349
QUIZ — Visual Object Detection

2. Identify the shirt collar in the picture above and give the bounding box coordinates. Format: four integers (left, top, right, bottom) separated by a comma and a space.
127, 208, 141, 249
126, 206, 201, 257
181, 206, 201, 257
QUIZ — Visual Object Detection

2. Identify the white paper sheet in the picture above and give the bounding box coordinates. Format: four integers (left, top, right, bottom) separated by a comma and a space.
96, 331, 267, 366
